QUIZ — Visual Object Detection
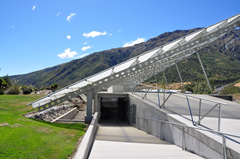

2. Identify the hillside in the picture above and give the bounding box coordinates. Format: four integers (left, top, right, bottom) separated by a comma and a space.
11, 28, 240, 88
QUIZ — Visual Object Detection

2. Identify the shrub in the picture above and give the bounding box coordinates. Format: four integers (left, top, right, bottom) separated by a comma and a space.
0, 78, 8, 89
2, 75, 12, 87
220, 85, 240, 95
22, 88, 33, 94
50, 83, 58, 92
0, 89, 4, 95
6, 86, 20, 95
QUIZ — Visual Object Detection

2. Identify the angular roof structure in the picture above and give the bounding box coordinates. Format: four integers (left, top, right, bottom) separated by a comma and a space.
28, 13, 240, 111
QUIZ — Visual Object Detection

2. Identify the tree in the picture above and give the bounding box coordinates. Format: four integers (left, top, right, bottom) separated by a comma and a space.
50, 83, 58, 92
3, 75, 12, 87
0, 78, 8, 89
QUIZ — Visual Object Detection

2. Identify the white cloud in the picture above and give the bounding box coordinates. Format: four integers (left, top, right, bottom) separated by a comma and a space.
32, 4, 37, 11
12, 25, 14, 28
83, 42, 87, 45
108, 33, 112, 36
79, 53, 89, 58
81, 46, 91, 51
123, 37, 145, 47
75, 53, 89, 59
66, 35, 71, 40
57, 12, 61, 16
58, 48, 78, 59
66, 13, 76, 22
117, 30, 122, 33
83, 31, 107, 38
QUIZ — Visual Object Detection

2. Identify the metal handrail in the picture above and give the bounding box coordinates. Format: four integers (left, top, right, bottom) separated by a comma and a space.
137, 83, 227, 105
136, 83, 228, 131
136, 115, 240, 138
135, 115, 240, 159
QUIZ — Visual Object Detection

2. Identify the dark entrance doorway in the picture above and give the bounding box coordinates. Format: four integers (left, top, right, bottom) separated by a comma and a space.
100, 97, 128, 125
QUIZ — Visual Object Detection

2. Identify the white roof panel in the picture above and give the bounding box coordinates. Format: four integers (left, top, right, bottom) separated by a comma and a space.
162, 38, 182, 52
138, 49, 159, 63
114, 59, 136, 73
228, 14, 240, 23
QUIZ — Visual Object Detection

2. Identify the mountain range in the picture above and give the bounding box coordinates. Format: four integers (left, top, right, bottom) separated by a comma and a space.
11, 28, 240, 88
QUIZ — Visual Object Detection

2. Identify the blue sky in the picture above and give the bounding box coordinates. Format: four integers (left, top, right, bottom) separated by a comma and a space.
0, 0, 239, 76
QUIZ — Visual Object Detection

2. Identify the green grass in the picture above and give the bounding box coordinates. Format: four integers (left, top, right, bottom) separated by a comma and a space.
0, 94, 86, 159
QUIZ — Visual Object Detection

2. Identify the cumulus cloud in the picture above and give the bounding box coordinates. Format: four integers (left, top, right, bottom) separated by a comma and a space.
123, 37, 145, 47
83, 42, 87, 45
83, 31, 107, 38
66, 13, 76, 22
117, 30, 122, 33
81, 46, 91, 51
108, 33, 112, 36
58, 48, 78, 59
66, 35, 71, 40
57, 12, 61, 16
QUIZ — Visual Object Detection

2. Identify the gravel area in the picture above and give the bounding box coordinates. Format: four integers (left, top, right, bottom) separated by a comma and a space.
24, 95, 86, 122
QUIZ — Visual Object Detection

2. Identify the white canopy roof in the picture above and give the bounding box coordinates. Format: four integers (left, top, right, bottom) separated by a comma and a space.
28, 13, 240, 110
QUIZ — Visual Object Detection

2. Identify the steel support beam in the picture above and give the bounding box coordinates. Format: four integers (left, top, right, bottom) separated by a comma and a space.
175, 63, 186, 93
154, 74, 161, 108
163, 69, 170, 90
196, 52, 213, 94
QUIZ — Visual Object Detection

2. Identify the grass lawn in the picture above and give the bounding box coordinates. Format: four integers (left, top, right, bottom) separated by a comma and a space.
0, 94, 86, 159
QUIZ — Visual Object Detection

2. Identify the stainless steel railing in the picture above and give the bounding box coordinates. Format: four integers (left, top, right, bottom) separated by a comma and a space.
135, 115, 240, 159
135, 83, 227, 131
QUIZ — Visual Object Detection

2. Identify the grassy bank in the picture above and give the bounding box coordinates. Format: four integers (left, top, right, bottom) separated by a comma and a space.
0, 94, 86, 159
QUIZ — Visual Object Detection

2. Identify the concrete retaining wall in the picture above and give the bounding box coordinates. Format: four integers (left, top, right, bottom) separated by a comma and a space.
128, 93, 239, 159
74, 112, 98, 159
51, 108, 78, 123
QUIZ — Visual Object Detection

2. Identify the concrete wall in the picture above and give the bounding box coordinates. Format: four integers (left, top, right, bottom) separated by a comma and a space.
51, 108, 78, 122
74, 112, 99, 159
128, 94, 240, 159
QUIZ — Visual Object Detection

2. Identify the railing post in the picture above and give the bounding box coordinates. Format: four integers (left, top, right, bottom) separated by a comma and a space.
222, 134, 227, 159
218, 104, 221, 132
198, 99, 202, 126
163, 89, 166, 108
182, 127, 186, 150
186, 96, 194, 125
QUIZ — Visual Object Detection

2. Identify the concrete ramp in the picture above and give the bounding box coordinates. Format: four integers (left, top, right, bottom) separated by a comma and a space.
89, 125, 202, 158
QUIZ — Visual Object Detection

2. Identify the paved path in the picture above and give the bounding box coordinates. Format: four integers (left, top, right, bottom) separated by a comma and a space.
89, 125, 202, 158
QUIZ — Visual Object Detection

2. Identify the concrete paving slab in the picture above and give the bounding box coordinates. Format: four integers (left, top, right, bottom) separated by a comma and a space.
89, 125, 202, 158
90, 140, 202, 159
95, 125, 169, 144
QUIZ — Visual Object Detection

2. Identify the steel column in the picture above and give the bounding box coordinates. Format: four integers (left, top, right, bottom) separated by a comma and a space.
175, 63, 186, 93
196, 52, 213, 94
85, 89, 93, 123
154, 74, 161, 108
163, 69, 170, 90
